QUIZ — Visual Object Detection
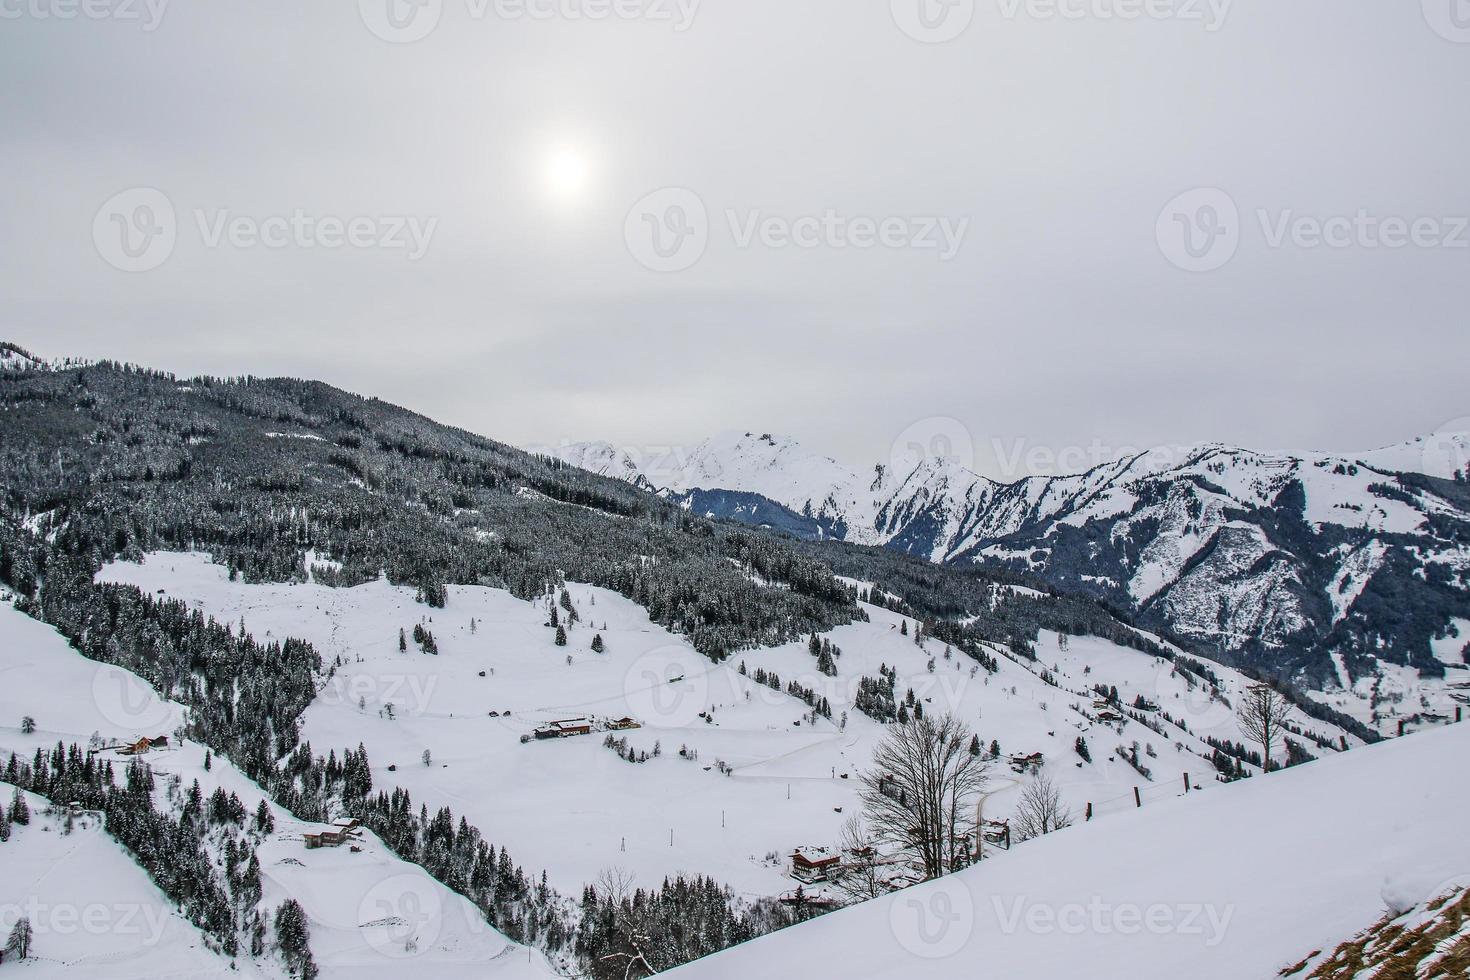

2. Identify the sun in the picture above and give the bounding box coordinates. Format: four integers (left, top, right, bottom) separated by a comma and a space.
543, 146, 592, 204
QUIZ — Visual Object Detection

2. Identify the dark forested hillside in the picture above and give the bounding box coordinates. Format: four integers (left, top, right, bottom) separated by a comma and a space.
0, 360, 856, 659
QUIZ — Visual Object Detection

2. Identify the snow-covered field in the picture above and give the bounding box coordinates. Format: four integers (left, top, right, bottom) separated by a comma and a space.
0, 784, 242, 979
95, 552, 1358, 907
0, 603, 554, 980
669, 720, 1470, 980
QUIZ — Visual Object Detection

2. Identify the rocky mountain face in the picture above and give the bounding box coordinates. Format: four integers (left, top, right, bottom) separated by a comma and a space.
548, 432, 1470, 727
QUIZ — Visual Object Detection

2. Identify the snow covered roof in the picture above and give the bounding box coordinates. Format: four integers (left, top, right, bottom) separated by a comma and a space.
792, 846, 839, 865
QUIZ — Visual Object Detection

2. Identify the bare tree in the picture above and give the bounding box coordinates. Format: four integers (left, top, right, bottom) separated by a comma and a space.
1010, 774, 1072, 842
1236, 682, 1294, 772
858, 713, 988, 880
832, 815, 886, 903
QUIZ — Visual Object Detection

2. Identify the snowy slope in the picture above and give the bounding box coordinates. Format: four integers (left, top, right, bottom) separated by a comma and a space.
94, 552, 1359, 909
0, 601, 556, 980
668, 721, 1470, 980
0, 785, 246, 979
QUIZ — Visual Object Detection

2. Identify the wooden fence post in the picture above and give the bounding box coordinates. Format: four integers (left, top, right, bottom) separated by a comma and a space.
1183, 773, 1190, 794
1133, 787, 1142, 808
1085, 802, 1093, 822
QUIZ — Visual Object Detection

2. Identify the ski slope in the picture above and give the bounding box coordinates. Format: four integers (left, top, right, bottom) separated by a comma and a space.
668, 720, 1470, 980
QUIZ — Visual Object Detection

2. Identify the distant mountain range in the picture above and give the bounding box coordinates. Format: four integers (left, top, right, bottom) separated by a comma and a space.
545, 429, 1470, 716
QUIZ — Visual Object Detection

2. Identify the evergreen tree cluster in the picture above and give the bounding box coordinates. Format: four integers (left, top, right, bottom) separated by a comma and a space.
3, 745, 263, 960
574, 874, 807, 979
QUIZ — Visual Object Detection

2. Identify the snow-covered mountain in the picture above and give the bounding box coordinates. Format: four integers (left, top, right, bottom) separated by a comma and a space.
545, 431, 1470, 729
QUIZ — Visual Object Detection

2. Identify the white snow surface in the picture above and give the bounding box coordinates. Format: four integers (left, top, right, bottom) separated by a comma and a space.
91, 552, 1360, 909
0, 601, 555, 980
669, 720, 1470, 980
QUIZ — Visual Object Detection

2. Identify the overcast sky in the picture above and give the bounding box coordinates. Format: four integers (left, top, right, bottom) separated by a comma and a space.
2, 0, 1467, 479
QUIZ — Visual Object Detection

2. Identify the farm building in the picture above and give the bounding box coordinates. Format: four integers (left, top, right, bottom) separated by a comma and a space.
534, 718, 593, 740
304, 818, 362, 849
1009, 752, 1044, 774
790, 846, 841, 883
119, 735, 171, 756
608, 717, 641, 731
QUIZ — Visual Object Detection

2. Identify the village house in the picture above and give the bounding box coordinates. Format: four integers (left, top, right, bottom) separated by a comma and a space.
534, 718, 593, 740
790, 846, 841, 883
304, 818, 362, 850
118, 735, 171, 756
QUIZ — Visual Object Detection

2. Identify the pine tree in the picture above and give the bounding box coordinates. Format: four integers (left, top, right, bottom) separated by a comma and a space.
591, 634, 604, 653
399, 628, 407, 652
555, 625, 567, 647
9, 787, 29, 826
255, 798, 275, 833
274, 899, 316, 979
